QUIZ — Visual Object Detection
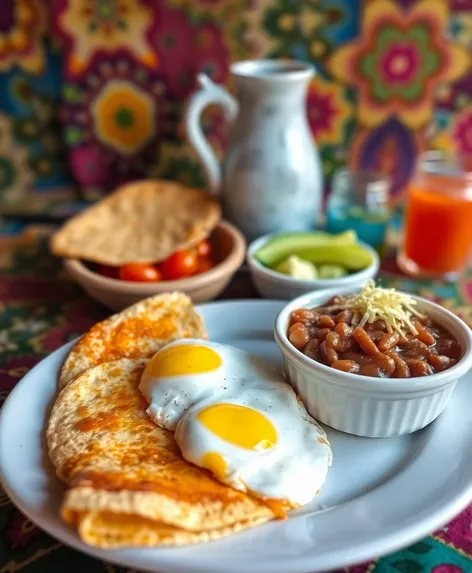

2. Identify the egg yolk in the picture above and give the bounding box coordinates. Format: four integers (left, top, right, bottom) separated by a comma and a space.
201, 452, 228, 479
197, 403, 277, 451
144, 344, 222, 378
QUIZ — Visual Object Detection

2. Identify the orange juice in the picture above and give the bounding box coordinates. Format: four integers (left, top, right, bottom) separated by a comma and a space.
399, 170, 472, 278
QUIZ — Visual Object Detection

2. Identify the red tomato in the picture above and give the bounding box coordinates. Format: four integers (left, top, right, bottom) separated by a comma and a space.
119, 263, 161, 282
97, 265, 119, 279
196, 258, 215, 274
196, 239, 212, 259
161, 250, 198, 280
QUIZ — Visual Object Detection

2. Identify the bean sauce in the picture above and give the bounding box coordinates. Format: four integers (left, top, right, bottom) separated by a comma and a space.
288, 296, 461, 378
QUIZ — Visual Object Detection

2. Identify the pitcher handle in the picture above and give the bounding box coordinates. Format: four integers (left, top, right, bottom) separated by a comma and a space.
185, 73, 238, 195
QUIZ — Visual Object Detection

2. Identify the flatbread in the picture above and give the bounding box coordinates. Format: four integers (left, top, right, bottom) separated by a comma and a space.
50, 180, 221, 265
59, 292, 207, 391
47, 359, 275, 548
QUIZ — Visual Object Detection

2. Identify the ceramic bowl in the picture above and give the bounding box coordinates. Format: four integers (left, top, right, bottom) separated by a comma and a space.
64, 220, 246, 311
275, 287, 472, 438
247, 233, 379, 300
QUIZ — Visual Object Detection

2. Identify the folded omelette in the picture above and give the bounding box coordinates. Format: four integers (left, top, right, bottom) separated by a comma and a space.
47, 359, 275, 547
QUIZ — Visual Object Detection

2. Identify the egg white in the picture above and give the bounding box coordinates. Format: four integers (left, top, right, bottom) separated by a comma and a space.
139, 339, 332, 506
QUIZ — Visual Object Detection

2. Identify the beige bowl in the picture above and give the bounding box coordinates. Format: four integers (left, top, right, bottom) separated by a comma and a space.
64, 220, 246, 311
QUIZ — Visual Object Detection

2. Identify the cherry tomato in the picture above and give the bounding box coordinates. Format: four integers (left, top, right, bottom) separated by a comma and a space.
119, 263, 161, 282
196, 239, 212, 259
196, 258, 215, 274
161, 250, 198, 280
97, 265, 119, 279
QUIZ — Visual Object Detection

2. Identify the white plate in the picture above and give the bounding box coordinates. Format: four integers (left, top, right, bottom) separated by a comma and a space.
1, 300, 472, 573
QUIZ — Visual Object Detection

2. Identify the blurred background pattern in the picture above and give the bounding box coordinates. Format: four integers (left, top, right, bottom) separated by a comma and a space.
0, 0, 470, 215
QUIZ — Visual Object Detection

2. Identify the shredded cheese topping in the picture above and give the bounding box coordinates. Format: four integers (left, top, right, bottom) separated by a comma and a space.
328, 280, 425, 335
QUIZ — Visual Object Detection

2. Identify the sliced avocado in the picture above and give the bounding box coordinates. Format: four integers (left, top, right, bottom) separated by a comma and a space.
275, 255, 318, 280
255, 230, 357, 267
318, 264, 348, 279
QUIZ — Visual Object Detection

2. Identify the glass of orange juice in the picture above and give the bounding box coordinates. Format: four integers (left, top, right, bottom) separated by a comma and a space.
398, 152, 472, 280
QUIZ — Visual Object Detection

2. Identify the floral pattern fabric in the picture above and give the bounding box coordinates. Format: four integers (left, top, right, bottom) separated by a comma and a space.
328, 0, 469, 129
0, 0, 470, 211
0, 221, 472, 572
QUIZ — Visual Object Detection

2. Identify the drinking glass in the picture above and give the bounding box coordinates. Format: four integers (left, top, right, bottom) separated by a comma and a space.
325, 168, 390, 252
398, 152, 472, 280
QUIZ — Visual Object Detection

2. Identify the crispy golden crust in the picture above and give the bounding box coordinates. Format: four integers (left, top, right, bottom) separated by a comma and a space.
47, 359, 275, 548
58, 292, 207, 390
50, 179, 221, 265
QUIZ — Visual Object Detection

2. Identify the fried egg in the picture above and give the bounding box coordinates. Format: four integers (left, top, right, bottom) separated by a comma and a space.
139, 339, 332, 507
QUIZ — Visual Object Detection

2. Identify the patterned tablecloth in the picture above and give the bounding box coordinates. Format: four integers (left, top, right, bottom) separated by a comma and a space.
0, 221, 471, 573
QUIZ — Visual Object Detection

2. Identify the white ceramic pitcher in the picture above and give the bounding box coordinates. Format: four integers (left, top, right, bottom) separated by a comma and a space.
185, 59, 323, 240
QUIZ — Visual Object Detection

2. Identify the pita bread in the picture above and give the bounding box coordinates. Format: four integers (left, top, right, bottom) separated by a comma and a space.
47, 359, 276, 548
58, 292, 207, 391
50, 180, 221, 265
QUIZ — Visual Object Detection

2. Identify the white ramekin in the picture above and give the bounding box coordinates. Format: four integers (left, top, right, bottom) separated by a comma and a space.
275, 287, 472, 437
247, 234, 379, 300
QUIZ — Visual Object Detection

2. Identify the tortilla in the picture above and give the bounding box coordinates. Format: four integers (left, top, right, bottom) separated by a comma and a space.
47, 359, 275, 548
59, 292, 207, 390
50, 180, 221, 265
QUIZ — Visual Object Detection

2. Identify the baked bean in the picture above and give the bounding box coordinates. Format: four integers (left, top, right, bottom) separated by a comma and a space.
398, 332, 416, 346
304, 338, 320, 360
414, 323, 436, 346
386, 351, 410, 378
334, 322, 352, 338
358, 364, 382, 377
353, 327, 379, 356
373, 353, 396, 376
315, 328, 331, 342
319, 341, 338, 364
326, 296, 342, 305
428, 354, 450, 372
288, 322, 305, 335
402, 339, 431, 359
410, 360, 433, 377
291, 309, 318, 325
325, 344, 339, 364
377, 332, 400, 352
325, 331, 342, 352
319, 314, 335, 328
289, 327, 310, 350
340, 352, 372, 366
338, 335, 358, 353
436, 339, 461, 359
367, 330, 385, 342
331, 359, 360, 373
335, 310, 353, 324
366, 319, 387, 331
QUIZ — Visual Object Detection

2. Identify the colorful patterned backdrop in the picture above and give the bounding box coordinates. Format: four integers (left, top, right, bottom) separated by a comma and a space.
0, 0, 470, 213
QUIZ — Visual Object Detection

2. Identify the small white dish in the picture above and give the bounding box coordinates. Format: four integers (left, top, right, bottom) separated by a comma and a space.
247, 234, 379, 299
2, 300, 472, 573
275, 287, 472, 438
